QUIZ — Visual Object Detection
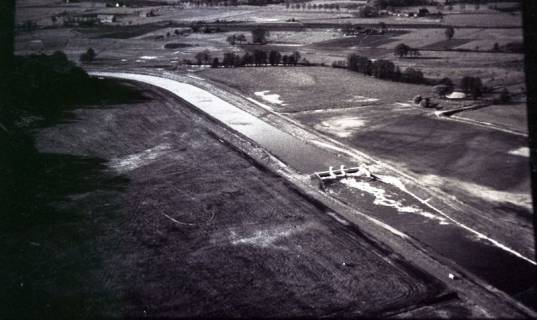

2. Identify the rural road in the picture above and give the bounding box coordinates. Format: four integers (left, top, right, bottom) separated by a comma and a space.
90, 71, 536, 311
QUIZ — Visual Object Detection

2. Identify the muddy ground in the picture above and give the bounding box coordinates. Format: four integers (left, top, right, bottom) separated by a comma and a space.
0, 82, 494, 318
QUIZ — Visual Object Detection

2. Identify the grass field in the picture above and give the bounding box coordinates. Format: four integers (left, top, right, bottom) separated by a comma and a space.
442, 12, 522, 27
201, 67, 428, 112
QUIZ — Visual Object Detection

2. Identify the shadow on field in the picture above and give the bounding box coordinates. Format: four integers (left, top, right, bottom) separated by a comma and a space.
0, 115, 133, 318
0, 53, 147, 318
0, 133, 130, 319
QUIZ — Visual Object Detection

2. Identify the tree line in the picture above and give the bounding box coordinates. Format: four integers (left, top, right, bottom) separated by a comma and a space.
342, 53, 487, 99
343, 53, 426, 84
192, 49, 303, 68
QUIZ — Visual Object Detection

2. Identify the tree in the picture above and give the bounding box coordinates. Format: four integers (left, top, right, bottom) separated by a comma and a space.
379, 22, 387, 33
241, 52, 253, 66
433, 84, 452, 97
493, 42, 500, 52
211, 57, 220, 68
356, 56, 372, 75
438, 77, 454, 87
79, 48, 96, 63
253, 50, 267, 66
232, 53, 242, 67
288, 55, 296, 66
402, 67, 424, 84
292, 51, 301, 66
358, 5, 378, 18
222, 52, 236, 67
268, 50, 282, 66
251, 27, 269, 44
371, 59, 395, 79
417, 7, 429, 17
236, 34, 247, 43
347, 54, 372, 74
402, 68, 424, 83
369, 0, 386, 9
194, 49, 211, 65
394, 43, 410, 58
347, 53, 360, 72
413, 95, 423, 105
460, 76, 483, 98
282, 55, 289, 66
498, 87, 511, 103
226, 34, 236, 45
445, 26, 455, 40
394, 66, 402, 81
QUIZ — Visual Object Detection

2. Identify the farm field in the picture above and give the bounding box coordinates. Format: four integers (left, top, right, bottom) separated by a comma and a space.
14, 1, 526, 90
455, 103, 528, 134
2, 82, 465, 318
199, 66, 533, 238
201, 66, 427, 112
442, 12, 522, 27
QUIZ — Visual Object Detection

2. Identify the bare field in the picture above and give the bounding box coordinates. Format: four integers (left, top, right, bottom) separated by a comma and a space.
2, 83, 454, 318
292, 104, 532, 217
294, 105, 531, 192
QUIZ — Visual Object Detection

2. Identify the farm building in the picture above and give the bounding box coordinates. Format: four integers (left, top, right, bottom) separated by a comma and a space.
97, 14, 116, 24
64, 13, 116, 26
446, 91, 466, 100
